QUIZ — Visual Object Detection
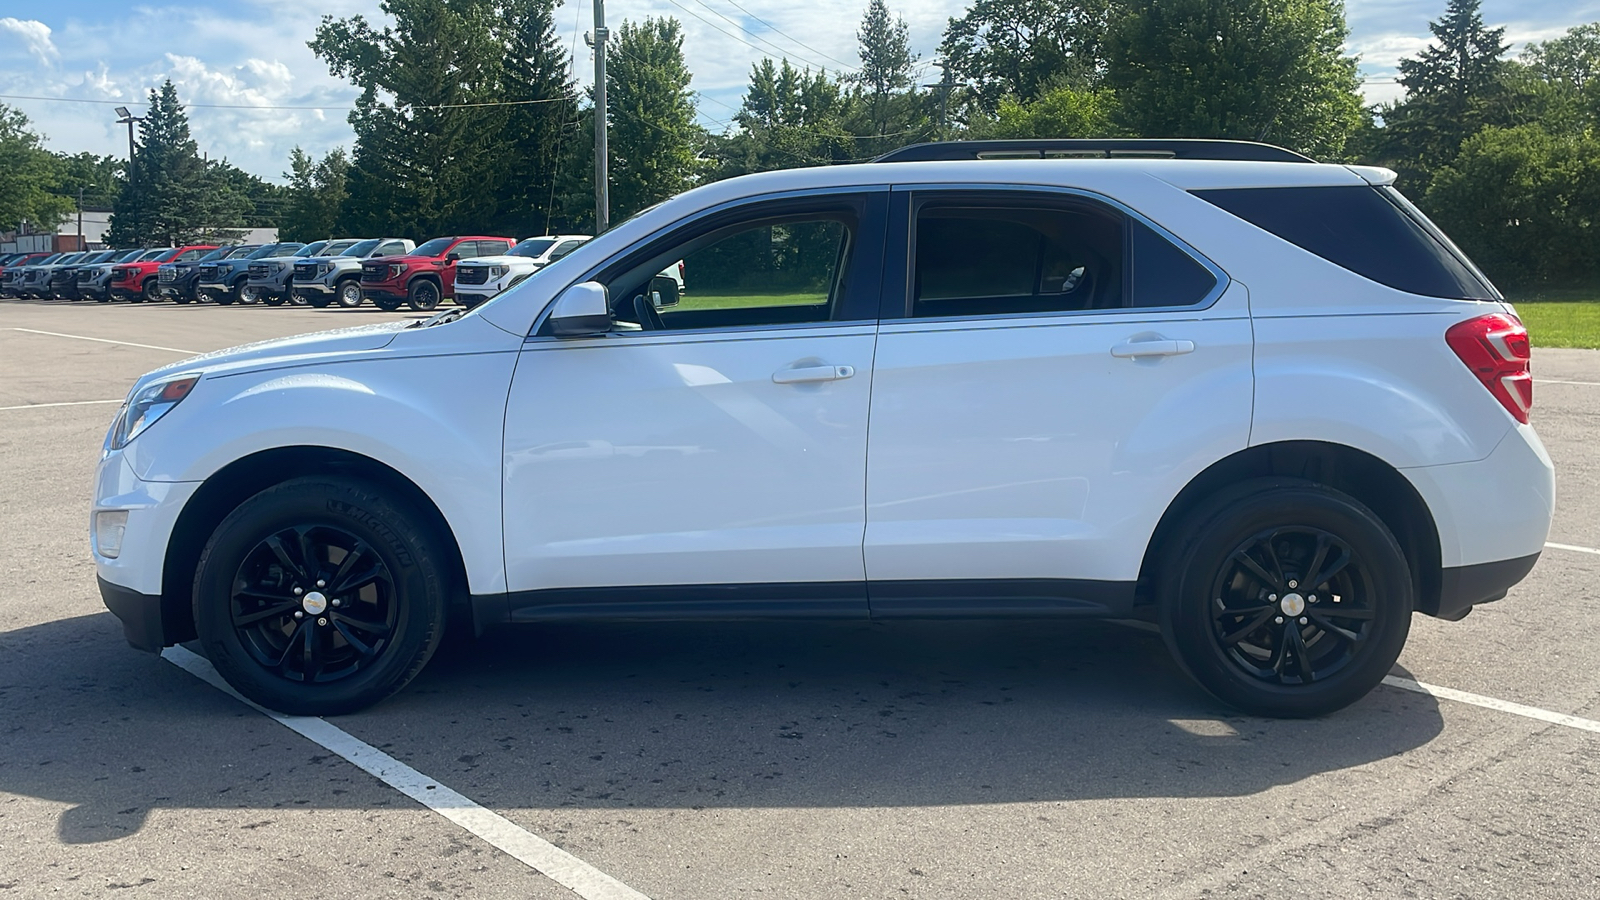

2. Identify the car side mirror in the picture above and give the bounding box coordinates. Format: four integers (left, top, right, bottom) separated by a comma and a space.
446, 252, 461, 261
649, 274, 680, 309
548, 282, 612, 336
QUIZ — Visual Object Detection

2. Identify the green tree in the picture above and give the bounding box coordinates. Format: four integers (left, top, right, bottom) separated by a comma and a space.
1374, 0, 1512, 192
604, 17, 701, 222
965, 82, 1121, 139
853, 0, 920, 143
0, 103, 75, 234
52, 151, 122, 213
312, 0, 510, 238
1424, 124, 1600, 287
939, 0, 1115, 113
106, 81, 251, 247
1104, 0, 1363, 159
279, 146, 352, 241
493, 0, 578, 236
710, 58, 860, 177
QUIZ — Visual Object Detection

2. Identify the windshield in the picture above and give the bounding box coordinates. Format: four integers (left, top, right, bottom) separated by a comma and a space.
409, 237, 454, 257
35, 255, 63, 265
295, 241, 330, 257
227, 246, 260, 259
317, 239, 359, 256
84, 251, 115, 263
341, 239, 381, 257
245, 245, 280, 259
138, 249, 169, 261
509, 238, 558, 259
197, 247, 232, 262
155, 248, 186, 262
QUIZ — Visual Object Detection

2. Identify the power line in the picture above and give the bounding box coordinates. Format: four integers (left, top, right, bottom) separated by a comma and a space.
714, 0, 858, 72
0, 92, 577, 112
684, 0, 850, 75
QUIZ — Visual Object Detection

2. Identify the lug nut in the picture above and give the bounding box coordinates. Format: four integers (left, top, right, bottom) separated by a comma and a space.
1309, 594, 1317, 603
317, 617, 328, 626
294, 611, 304, 619
1274, 616, 1284, 624
316, 579, 326, 588
293, 587, 303, 595
1268, 593, 1278, 601
331, 598, 341, 608
1288, 580, 1298, 588
1299, 617, 1308, 625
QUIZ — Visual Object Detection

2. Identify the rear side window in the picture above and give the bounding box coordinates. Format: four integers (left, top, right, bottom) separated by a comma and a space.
910, 197, 1217, 318
1193, 185, 1496, 300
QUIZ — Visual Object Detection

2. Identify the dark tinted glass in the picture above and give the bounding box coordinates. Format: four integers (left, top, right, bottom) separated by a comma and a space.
1130, 221, 1216, 307
913, 203, 1124, 317
1193, 185, 1495, 300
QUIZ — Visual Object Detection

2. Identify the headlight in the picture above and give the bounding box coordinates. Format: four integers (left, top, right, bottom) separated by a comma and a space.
319, 262, 334, 275
388, 264, 407, 278
107, 375, 199, 451
489, 265, 508, 278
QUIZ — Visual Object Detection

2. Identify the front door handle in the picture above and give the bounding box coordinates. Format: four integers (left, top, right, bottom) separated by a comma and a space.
1110, 339, 1195, 359
773, 364, 855, 384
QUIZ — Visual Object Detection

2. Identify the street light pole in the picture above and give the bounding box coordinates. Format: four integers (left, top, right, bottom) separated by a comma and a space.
592, 0, 610, 234
114, 106, 146, 240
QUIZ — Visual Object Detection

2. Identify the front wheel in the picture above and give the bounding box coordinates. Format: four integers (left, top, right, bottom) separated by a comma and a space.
372, 295, 403, 312
406, 279, 441, 311
192, 477, 450, 716
1157, 479, 1412, 718
263, 290, 286, 307
335, 279, 363, 308
142, 278, 160, 302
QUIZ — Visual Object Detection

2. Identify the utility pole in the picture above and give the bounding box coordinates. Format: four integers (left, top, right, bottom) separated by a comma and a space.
77, 184, 93, 249
923, 62, 953, 142
592, 0, 610, 233
115, 106, 146, 239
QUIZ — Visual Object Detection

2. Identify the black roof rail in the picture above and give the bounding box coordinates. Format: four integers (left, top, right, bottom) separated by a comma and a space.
873, 139, 1315, 164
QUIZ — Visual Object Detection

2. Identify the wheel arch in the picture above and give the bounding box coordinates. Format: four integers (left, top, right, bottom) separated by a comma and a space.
159, 446, 473, 645
1137, 441, 1445, 618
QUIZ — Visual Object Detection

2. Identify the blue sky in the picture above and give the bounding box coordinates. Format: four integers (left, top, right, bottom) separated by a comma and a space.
2, 1, 1597, 182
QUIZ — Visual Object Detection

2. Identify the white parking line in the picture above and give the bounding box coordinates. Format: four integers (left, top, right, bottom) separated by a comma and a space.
161, 646, 652, 900
6, 327, 198, 355
1382, 676, 1600, 734
1534, 378, 1600, 387
0, 398, 121, 411
1547, 541, 1600, 556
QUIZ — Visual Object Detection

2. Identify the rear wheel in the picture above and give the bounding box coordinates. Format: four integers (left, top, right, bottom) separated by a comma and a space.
335, 279, 363, 308
1157, 479, 1413, 718
263, 290, 286, 307
406, 279, 441, 311
192, 477, 450, 716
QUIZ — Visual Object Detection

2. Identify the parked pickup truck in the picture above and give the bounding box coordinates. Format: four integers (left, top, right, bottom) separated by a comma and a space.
247, 240, 340, 305
18, 252, 88, 298
159, 246, 242, 303
82, 249, 157, 302
291, 237, 414, 308
52, 249, 121, 300
360, 235, 515, 311
111, 245, 216, 302
196, 243, 303, 304
0, 251, 51, 297
451, 235, 590, 308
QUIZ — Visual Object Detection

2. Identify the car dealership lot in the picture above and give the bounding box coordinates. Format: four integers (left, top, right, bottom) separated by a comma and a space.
2, 300, 1598, 899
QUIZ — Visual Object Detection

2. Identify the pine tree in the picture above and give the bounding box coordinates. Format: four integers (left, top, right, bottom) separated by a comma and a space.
280, 146, 351, 241
493, 0, 578, 237
853, 0, 919, 142
604, 18, 701, 222
1397, 0, 1509, 102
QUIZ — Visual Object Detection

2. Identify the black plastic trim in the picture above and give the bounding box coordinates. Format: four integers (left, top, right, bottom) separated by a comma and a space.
1430, 553, 1539, 619
98, 576, 168, 652
869, 579, 1136, 618
875, 139, 1314, 164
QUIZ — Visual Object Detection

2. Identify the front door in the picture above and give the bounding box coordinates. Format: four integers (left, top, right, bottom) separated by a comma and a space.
864, 187, 1254, 615
501, 190, 889, 617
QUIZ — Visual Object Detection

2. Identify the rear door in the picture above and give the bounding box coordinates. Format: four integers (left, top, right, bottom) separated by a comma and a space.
863, 186, 1254, 615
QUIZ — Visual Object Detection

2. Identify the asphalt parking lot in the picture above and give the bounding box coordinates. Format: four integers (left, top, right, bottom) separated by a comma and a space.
2, 298, 1599, 899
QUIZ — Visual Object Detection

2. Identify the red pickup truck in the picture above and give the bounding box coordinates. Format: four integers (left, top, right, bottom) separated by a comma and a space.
110, 245, 217, 302
359, 235, 515, 311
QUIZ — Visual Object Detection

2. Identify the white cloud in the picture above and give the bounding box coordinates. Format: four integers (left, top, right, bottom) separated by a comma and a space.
0, 17, 58, 66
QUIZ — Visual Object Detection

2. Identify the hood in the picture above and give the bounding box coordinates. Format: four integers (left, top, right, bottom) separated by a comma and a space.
134, 322, 412, 390
459, 255, 542, 268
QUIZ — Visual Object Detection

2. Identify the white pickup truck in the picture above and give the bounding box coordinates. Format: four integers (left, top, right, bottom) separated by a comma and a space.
453, 235, 687, 309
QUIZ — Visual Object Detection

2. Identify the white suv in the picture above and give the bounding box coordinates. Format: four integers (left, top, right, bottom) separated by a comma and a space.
91, 140, 1554, 718
453, 234, 591, 308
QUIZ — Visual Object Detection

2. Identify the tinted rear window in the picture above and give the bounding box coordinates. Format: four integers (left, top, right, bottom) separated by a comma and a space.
1193, 185, 1496, 300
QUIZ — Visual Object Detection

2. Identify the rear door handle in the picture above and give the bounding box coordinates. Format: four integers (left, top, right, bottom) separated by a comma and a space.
773, 364, 855, 384
1110, 339, 1195, 359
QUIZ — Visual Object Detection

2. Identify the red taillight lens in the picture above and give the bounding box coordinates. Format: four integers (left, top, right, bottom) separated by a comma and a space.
1446, 313, 1532, 424
678, 260, 685, 279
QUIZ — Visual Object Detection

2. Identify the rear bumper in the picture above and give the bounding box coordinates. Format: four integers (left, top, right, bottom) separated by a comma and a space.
1432, 552, 1540, 619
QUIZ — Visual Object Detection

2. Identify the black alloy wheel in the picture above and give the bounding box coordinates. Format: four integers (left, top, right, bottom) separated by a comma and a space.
373, 296, 403, 312
336, 280, 363, 308
1158, 478, 1412, 718
193, 477, 449, 715
142, 278, 160, 302
407, 279, 441, 311
263, 290, 286, 306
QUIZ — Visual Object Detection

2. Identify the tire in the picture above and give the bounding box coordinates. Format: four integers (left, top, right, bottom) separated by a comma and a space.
373, 296, 403, 312
142, 278, 160, 302
406, 278, 441, 311
191, 477, 450, 716
175, 293, 192, 305
335, 279, 363, 308
1157, 478, 1413, 718
263, 290, 286, 306
216, 280, 245, 306
307, 294, 333, 309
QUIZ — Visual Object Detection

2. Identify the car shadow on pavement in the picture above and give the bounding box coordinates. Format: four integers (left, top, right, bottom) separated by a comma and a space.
0, 612, 1445, 843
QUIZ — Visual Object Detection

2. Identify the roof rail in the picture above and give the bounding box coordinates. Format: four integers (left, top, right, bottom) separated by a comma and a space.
873, 139, 1315, 164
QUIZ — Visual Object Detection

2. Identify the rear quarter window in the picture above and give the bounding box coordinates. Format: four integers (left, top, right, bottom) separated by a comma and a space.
1193, 185, 1496, 300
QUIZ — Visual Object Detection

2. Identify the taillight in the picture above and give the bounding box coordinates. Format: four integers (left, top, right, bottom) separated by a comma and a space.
678, 260, 685, 280
1446, 313, 1532, 424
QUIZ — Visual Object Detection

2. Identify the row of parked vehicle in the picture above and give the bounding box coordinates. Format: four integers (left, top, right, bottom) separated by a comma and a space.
0, 233, 647, 311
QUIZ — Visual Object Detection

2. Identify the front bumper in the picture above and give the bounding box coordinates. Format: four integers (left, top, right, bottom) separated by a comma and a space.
93, 452, 201, 649
361, 283, 407, 303
293, 280, 335, 296
98, 576, 170, 651
109, 284, 141, 301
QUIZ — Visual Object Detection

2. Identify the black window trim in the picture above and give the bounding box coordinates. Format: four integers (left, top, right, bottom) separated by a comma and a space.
530, 185, 892, 340
883, 183, 1231, 323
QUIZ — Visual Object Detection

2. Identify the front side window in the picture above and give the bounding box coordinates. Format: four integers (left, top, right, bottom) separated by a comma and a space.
549, 239, 585, 260
909, 195, 1216, 318
609, 215, 853, 332
376, 241, 407, 256
410, 237, 454, 257
176, 247, 211, 261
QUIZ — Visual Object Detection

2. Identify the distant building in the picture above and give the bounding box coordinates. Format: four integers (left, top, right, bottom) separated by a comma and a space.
1, 215, 277, 253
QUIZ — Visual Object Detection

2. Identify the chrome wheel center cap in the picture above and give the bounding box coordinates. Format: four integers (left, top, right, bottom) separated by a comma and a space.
1279, 592, 1306, 617
302, 591, 329, 615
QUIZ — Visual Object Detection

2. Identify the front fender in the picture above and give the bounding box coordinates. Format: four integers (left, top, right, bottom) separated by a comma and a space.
125, 328, 521, 594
